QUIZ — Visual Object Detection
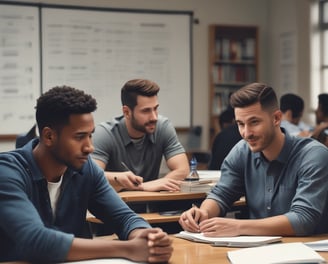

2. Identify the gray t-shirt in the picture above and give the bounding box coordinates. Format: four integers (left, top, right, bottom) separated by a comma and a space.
91, 115, 185, 181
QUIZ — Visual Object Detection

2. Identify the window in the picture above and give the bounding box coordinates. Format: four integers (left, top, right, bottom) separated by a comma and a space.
320, 0, 328, 85
310, 0, 325, 108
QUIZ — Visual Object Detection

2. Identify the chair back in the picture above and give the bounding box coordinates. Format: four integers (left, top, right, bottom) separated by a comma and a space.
15, 124, 37, 148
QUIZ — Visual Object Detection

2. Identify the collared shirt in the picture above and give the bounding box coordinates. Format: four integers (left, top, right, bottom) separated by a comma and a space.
207, 131, 328, 235
91, 115, 185, 181
0, 139, 150, 262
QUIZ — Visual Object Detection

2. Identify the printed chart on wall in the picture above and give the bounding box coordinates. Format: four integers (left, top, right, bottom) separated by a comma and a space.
0, 4, 40, 135
41, 6, 192, 127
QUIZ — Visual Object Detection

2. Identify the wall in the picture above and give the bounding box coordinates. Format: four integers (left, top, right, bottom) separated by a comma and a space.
267, 0, 314, 124
0, 0, 272, 152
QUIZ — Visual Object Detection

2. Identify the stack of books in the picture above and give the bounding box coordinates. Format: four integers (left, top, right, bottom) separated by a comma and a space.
180, 179, 215, 193
180, 170, 220, 193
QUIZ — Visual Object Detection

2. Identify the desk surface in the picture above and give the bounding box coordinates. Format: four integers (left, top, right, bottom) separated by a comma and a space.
11, 235, 328, 263
95, 234, 328, 264
118, 191, 207, 202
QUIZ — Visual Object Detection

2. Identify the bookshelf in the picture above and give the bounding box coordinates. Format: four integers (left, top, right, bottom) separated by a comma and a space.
208, 25, 258, 146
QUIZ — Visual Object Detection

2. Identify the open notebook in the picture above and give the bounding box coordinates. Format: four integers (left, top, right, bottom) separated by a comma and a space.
175, 231, 282, 247
227, 242, 326, 264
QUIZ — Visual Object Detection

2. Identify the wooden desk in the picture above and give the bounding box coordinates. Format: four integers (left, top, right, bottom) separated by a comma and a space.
87, 191, 209, 225
169, 235, 328, 263
8, 235, 328, 264
95, 234, 328, 264
86, 193, 246, 225
118, 190, 207, 202
87, 211, 181, 224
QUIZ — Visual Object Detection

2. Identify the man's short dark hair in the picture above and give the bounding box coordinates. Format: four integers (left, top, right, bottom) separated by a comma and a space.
36, 86, 97, 133
230, 82, 278, 112
219, 107, 235, 129
280, 93, 304, 118
121, 79, 160, 110
318, 93, 328, 116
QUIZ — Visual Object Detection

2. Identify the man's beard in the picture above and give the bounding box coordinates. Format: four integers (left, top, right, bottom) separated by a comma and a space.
131, 115, 157, 134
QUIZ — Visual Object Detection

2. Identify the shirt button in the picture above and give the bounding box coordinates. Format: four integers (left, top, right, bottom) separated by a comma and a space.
267, 206, 271, 210
267, 188, 272, 192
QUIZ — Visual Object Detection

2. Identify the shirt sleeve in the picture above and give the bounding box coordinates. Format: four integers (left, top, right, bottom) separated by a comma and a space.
87, 160, 151, 240
91, 122, 112, 165
160, 117, 186, 160
207, 141, 246, 216
0, 159, 73, 262
284, 142, 328, 235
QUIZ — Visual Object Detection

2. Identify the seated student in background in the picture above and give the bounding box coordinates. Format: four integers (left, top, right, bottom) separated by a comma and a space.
92, 79, 189, 192
218, 106, 235, 129
312, 93, 328, 140
280, 93, 312, 137
0, 86, 172, 263
179, 82, 328, 237
317, 126, 328, 147
208, 107, 242, 170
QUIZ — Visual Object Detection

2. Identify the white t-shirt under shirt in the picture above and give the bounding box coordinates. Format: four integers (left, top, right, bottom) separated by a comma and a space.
47, 175, 63, 216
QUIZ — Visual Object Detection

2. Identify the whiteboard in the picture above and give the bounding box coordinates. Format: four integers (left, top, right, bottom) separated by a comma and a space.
0, 3, 40, 135
41, 7, 192, 127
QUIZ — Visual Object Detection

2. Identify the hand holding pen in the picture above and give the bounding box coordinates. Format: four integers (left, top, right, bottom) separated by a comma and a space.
117, 161, 143, 189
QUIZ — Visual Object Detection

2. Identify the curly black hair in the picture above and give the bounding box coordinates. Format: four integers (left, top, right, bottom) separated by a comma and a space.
36, 86, 97, 133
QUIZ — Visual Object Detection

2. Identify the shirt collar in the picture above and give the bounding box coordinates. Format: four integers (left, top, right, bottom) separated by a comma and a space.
24, 138, 80, 182
254, 128, 292, 166
118, 116, 155, 146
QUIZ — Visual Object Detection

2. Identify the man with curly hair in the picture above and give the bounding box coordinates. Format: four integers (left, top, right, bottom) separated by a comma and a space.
0, 86, 172, 263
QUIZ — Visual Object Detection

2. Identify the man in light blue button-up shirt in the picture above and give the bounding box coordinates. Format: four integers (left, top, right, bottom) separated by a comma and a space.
179, 82, 328, 237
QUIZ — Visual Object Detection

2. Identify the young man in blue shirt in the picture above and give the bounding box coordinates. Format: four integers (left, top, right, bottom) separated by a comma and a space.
179, 82, 328, 236
0, 86, 172, 262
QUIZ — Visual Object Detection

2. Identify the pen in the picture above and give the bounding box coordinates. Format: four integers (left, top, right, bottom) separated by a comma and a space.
121, 161, 131, 172
120, 161, 140, 186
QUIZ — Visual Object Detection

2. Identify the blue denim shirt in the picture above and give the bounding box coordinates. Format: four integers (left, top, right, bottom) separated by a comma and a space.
208, 131, 328, 235
0, 139, 150, 262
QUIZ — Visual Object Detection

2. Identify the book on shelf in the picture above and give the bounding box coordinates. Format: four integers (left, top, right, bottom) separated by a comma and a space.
212, 87, 234, 115
242, 38, 256, 60
227, 242, 326, 264
175, 231, 282, 248
214, 37, 255, 62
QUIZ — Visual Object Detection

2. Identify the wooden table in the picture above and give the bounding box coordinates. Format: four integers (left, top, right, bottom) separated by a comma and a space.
86, 192, 246, 225
9, 235, 328, 264
87, 191, 210, 225
118, 190, 207, 202
170, 235, 328, 263
96, 234, 328, 263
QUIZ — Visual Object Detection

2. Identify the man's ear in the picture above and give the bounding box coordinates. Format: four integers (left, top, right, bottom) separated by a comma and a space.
123, 105, 131, 119
42, 127, 55, 146
273, 110, 283, 126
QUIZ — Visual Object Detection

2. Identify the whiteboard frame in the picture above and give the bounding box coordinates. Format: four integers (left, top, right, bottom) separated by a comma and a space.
0, 1, 41, 137
0, 1, 193, 137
